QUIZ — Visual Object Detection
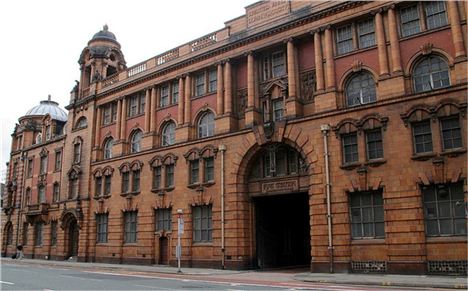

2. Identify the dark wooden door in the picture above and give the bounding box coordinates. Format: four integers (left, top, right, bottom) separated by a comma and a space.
159, 237, 169, 265
68, 220, 79, 258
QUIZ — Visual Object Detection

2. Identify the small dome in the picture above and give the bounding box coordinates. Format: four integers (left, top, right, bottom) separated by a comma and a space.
23, 96, 68, 122
90, 24, 118, 43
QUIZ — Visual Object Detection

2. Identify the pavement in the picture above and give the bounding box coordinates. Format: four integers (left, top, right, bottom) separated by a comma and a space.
2, 258, 467, 289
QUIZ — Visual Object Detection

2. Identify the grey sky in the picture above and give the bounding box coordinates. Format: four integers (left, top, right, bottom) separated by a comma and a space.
0, 0, 257, 181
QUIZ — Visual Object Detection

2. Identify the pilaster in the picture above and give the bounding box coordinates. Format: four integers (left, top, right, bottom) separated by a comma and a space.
313, 30, 324, 92
375, 10, 389, 76
388, 7, 402, 73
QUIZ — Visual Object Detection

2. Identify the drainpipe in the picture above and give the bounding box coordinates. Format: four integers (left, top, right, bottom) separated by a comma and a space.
218, 144, 226, 269
320, 124, 333, 273
15, 152, 27, 248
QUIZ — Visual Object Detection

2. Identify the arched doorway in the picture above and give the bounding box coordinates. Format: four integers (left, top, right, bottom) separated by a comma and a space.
245, 143, 311, 269
62, 212, 80, 259
67, 219, 79, 258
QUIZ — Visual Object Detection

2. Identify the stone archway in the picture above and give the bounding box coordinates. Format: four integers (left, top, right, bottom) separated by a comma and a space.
232, 131, 316, 270
61, 211, 80, 259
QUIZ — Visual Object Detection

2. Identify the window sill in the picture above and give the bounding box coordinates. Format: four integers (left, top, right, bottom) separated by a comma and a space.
72, 126, 87, 132
365, 158, 386, 167
120, 191, 140, 197
191, 91, 216, 100
96, 242, 109, 245
340, 162, 362, 170
187, 183, 201, 189
192, 242, 213, 246
126, 113, 145, 120
101, 122, 116, 128
202, 181, 215, 187
157, 103, 178, 111
93, 194, 111, 200
351, 238, 385, 245
334, 44, 377, 59
411, 152, 436, 161
426, 236, 467, 243
399, 25, 451, 43
123, 243, 138, 246
440, 148, 466, 157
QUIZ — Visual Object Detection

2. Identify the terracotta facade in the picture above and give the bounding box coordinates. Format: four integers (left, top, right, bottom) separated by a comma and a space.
2, 1, 467, 274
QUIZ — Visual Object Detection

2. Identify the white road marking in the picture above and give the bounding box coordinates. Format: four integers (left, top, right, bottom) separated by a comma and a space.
0, 281, 14, 285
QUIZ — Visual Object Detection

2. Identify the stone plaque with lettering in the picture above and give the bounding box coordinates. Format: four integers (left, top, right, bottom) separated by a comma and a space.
261, 180, 298, 193
247, 1, 291, 28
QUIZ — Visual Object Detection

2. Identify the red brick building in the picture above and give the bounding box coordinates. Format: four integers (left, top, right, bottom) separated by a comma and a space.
2, 1, 467, 274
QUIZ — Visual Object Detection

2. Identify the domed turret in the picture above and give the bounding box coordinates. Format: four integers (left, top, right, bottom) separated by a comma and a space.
22, 95, 68, 122
88, 24, 120, 47
76, 25, 126, 100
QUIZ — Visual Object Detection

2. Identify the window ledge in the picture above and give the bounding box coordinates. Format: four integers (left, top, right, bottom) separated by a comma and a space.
351, 238, 385, 245
157, 103, 178, 111
165, 186, 175, 192
202, 181, 215, 187
187, 183, 201, 189
411, 152, 436, 161
440, 148, 466, 157
127, 113, 145, 120
96, 242, 109, 245
340, 162, 362, 170
192, 242, 213, 246
426, 236, 467, 243
151, 188, 164, 195
101, 122, 116, 128
334, 44, 378, 60
192, 91, 217, 100
399, 25, 450, 43
365, 158, 387, 167
123, 243, 138, 246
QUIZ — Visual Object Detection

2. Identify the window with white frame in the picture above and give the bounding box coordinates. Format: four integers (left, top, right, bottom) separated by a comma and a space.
262, 51, 286, 80
128, 92, 145, 117
198, 111, 215, 138
413, 55, 450, 93
161, 121, 176, 146
345, 71, 376, 107
103, 138, 113, 159
130, 130, 142, 153
399, 2, 448, 38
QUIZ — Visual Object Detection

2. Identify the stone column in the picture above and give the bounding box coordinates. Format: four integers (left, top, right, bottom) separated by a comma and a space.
116, 98, 122, 139
447, 1, 466, 58
216, 63, 224, 115
120, 97, 127, 140
94, 106, 101, 148
314, 30, 325, 91
388, 6, 402, 73
184, 74, 191, 125
150, 87, 157, 132
144, 88, 151, 133
324, 27, 336, 89
224, 60, 232, 114
375, 11, 389, 76
247, 53, 255, 109
287, 39, 297, 98
178, 77, 185, 125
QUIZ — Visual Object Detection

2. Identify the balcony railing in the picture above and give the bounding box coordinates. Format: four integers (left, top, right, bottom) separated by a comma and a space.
127, 63, 147, 77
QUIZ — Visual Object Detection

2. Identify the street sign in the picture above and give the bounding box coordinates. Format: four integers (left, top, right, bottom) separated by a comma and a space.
178, 218, 184, 235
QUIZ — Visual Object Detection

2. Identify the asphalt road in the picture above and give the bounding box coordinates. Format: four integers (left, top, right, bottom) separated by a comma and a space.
1, 261, 451, 291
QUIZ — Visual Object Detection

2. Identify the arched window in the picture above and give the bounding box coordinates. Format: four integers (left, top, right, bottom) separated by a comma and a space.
103, 138, 114, 159
345, 71, 376, 107
35, 133, 42, 144
413, 55, 450, 93
75, 117, 87, 129
161, 121, 176, 147
130, 130, 142, 153
198, 111, 215, 138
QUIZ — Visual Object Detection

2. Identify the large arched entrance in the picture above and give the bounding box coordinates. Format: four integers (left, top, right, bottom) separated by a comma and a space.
245, 143, 311, 269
